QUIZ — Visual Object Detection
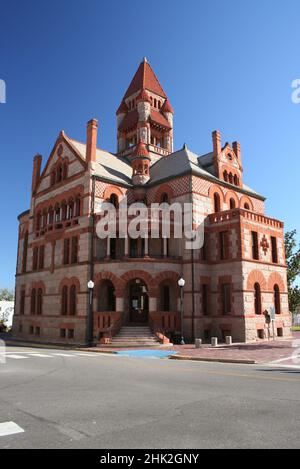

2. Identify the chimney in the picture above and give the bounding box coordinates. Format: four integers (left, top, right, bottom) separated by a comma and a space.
212, 130, 221, 156
31, 154, 42, 194
86, 118, 98, 164
233, 141, 241, 165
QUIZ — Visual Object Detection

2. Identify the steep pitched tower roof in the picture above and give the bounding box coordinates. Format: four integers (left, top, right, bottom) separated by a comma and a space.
123, 57, 167, 100
116, 58, 174, 157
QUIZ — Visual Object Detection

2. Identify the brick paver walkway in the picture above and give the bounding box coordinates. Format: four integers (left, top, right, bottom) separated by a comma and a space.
171, 332, 300, 364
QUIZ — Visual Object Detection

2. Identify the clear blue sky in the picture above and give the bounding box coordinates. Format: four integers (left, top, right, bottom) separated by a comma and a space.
0, 0, 300, 289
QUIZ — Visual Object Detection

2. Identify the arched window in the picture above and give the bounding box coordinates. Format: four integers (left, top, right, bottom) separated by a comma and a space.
213, 193, 221, 213
69, 285, 77, 316
274, 284, 281, 314
229, 198, 236, 210
254, 283, 262, 315
68, 199, 74, 219
37, 288, 43, 315
48, 207, 54, 225
55, 204, 61, 223
61, 202, 67, 221
161, 193, 169, 203
75, 197, 81, 217
154, 98, 157, 108
61, 286, 68, 316
109, 194, 118, 209
234, 175, 239, 186
36, 212, 41, 231
223, 171, 228, 182
229, 173, 233, 184
244, 203, 250, 210
31, 289, 36, 315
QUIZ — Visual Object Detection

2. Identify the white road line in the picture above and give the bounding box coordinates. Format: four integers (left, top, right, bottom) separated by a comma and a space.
53, 353, 76, 357
0, 422, 25, 437
74, 353, 100, 357
269, 354, 300, 364
6, 354, 28, 360
268, 363, 300, 370
27, 353, 53, 358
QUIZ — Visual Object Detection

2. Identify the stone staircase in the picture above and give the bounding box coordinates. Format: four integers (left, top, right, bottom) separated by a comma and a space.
109, 326, 159, 348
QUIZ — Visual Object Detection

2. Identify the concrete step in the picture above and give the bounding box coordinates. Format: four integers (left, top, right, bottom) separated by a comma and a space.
110, 325, 159, 347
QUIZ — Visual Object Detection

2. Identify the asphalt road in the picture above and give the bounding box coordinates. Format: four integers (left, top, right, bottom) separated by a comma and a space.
0, 345, 300, 449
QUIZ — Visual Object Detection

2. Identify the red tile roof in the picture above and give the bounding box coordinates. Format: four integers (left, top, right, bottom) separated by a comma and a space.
123, 59, 167, 100
116, 100, 128, 115
150, 110, 171, 129
132, 141, 149, 158
161, 98, 174, 114
118, 109, 139, 131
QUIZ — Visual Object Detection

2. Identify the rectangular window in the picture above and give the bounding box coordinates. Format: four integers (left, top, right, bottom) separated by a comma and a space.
33, 247, 38, 271
71, 237, 78, 264
60, 328, 66, 338
38, 245, 45, 270
63, 239, 70, 265
251, 231, 259, 260
221, 283, 232, 315
68, 329, 74, 339
220, 231, 229, 260
204, 329, 211, 341
29, 326, 34, 335
162, 285, 170, 312
202, 284, 210, 316
35, 327, 40, 336
20, 290, 25, 315
19, 324, 23, 333
271, 236, 278, 263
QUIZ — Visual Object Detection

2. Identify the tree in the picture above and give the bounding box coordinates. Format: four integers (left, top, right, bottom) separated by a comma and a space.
284, 230, 300, 314
0, 289, 14, 301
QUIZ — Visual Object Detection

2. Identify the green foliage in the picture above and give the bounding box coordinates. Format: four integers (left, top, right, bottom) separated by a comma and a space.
0, 288, 14, 301
284, 230, 300, 314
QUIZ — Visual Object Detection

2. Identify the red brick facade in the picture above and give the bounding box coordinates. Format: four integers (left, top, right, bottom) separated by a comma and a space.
13, 59, 292, 345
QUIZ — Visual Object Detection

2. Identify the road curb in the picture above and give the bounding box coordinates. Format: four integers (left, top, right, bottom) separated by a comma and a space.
169, 355, 257, 365
73, 348, 118, 354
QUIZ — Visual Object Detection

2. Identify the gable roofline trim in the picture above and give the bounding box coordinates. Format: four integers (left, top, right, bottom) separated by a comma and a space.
36, 132, 87, 194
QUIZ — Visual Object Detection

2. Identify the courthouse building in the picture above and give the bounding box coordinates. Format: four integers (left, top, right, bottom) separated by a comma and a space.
13, 58, 291, 345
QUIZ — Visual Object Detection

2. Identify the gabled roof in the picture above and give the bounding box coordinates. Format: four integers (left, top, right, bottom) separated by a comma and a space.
149, 145, 265, 199
122, 58, 167, 100
67, 137, 133, 186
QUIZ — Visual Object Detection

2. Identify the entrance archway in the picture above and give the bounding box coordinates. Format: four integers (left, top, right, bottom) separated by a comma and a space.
128, 279, 149, 324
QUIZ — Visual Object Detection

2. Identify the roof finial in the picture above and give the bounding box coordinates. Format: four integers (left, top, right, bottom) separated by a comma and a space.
143, 56, 148, 63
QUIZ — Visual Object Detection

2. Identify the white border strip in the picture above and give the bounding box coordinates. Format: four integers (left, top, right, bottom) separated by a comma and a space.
0, 422, 24, 437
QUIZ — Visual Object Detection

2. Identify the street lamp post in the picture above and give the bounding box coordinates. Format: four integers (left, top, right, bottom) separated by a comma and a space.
178, 277, 185, 345
87, 280, 95, 346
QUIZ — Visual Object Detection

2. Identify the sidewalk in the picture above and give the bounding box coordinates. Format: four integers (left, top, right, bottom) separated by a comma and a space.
170, 332, 300, 364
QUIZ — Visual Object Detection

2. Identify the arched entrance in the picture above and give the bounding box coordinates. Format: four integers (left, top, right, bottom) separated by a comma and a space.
128, 279, 149, 324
